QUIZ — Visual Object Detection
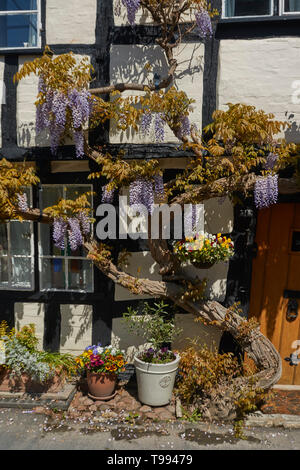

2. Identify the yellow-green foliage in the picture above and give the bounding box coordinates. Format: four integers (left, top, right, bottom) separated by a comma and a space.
0, 320, 14, 339
173, 103, 296, 195
0, 159, 39, 221
43, 191, 94, 222
175, 345, 241, 403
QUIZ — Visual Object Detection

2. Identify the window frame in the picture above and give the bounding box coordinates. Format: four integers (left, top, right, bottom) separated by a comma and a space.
0, 0, 42, 51
222, 0, 275, 19
38, 183, 94, 294
280, 0, 300, 15
0, 188, 35, 291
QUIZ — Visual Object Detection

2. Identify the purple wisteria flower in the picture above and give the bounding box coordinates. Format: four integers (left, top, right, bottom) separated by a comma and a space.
176, 115, 191, 140
53, 218, 68, 250
129, 178, 154, 213
195, 8, 213, 39
265, 152, 279, 171
17, 193, 28, 212
154, 174, 165, 201
102, 185, 115, 204
140, 112, 153, 137
122, 0, 140, 26
254, 174, 279, 210
154, 113, 165, 143
73, 130, 85, 158
77, 211, 91, 236
67, 217, 84, 251
142, 179, 155, 214
36, 83, 93, 158
129, 178, 144, 206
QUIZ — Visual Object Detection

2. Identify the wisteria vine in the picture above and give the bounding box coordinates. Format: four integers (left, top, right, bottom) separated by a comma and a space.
52, 212, 91, 251
36, 77, 94, 158
254, 174, 279, 210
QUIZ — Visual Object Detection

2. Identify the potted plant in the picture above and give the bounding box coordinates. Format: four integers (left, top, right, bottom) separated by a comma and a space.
122, 301, 182, 407
0, 322, 76, 393
174, 233, 234, 269
75, 344, 126, 400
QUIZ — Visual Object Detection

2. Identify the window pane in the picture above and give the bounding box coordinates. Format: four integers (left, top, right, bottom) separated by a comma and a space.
0, 0, 37, 11
68, 260, 93, 292
40, 259, 66, 291
0, 13, 38, 48
11, 257, 32, 288
65, 185, 92, 207
284, 0, 300, 11
0, 224, 8, 255
42, 186, 64, 209
10, 221, 32, 255
40, 223, 66, 257
225, 0, 271, 17
0, 257, 8, 285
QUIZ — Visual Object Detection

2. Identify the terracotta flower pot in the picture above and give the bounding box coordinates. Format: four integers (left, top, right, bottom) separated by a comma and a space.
0, 367, 65, 393
86, 371, 117, 398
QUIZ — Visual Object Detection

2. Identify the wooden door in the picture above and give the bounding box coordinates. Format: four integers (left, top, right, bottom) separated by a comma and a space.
249, 203, 300, 385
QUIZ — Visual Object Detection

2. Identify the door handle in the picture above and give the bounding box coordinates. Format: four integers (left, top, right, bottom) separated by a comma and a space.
286, 298, 298, 322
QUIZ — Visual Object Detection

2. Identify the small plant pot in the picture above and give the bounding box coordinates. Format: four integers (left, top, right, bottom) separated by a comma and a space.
0, 368, 66, 393
134, 354, 180, 407
86, 372, 117, 398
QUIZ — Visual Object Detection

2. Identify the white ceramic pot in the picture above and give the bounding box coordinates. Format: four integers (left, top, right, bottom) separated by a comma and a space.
134, 354, 180, 407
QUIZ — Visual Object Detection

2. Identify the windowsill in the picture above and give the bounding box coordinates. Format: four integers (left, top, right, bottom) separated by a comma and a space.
219, 14, 300, 23
0, 47, 43, 55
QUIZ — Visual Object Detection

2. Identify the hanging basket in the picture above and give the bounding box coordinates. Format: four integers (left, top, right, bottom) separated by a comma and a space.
191, 260, 215, 269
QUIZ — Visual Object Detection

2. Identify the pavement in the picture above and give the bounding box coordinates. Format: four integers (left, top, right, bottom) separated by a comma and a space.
0, 407, 300, 451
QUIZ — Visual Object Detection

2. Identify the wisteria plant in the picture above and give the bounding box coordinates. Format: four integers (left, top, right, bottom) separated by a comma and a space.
1, 0, 298, 418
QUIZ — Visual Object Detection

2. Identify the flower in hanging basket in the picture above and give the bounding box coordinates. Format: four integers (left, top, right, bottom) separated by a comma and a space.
174, 233, 234, 269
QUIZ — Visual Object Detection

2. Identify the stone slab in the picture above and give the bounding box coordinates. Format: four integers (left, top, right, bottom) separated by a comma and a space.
0, 383, 77, 411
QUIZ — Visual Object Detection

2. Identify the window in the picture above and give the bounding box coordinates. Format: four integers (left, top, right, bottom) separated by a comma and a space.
283, 0, 300, 12
38, 185, 94, 293
0, 0, 41, 50
0, 188, 34, 290
223, 0, 300, 17
223, 0, 273, 17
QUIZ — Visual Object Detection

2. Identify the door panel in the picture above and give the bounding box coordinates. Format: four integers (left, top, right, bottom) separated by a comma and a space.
249, 203, 300, 385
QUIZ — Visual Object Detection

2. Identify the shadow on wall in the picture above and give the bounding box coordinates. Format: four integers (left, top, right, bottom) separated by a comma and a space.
284, 112, 300, 144
109, 43, 203, 142
60, 304, 93, 350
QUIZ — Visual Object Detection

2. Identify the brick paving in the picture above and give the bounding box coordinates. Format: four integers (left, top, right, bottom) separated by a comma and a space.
61, 377, 177, 423
261, 390, 300, 416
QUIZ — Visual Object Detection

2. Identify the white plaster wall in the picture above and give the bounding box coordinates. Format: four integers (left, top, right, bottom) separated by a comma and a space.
60, 304, 93, 355
46, 0, 97, 44
16, 55, 91, 148
173, 313, 223, 353
114, 251, 162, 301
113, 194, 233, 353
113, 1, 193, 27
17, 56, 39, 148
0, 57, 5, 148
14, 303, 45, 350
218, 38, 300, 142
109, 43, 204, 144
